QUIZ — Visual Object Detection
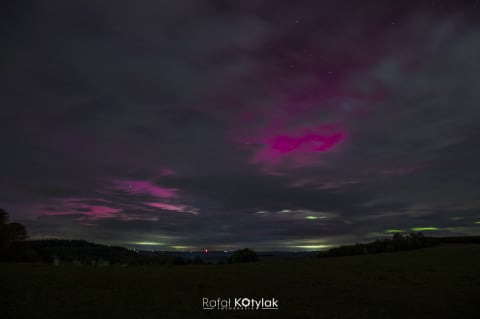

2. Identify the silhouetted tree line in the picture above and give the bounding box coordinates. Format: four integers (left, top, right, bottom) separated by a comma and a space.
0, 208, 201, 265
29, 239, 140, 265
28, 239, 215, 266
3, 237, 209, 266
1, 209, 261, 266
3, 208, 479, 265
0, 209, 261, 266
318, 233, 441, 257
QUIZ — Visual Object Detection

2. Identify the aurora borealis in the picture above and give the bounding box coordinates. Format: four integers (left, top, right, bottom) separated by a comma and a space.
1, 1, 480, 250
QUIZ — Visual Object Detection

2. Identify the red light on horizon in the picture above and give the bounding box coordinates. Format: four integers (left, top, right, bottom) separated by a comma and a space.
204, 248, 208, 253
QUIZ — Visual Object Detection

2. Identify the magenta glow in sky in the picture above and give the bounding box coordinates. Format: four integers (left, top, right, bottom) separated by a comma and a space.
1, 0, 480, 250
113, 180, 178, 198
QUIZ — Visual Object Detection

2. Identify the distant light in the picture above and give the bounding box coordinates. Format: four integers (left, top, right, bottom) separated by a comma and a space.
280, 209, 291, 213
305, 215, 319, 220
410, 227, 439, 231
204, 248, 208, 253
475, 221, 480, 224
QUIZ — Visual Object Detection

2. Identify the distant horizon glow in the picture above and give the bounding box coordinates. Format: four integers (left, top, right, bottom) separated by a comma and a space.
410, 227, 440, 232
132, 242, 164, 246
290, 245, 331, 250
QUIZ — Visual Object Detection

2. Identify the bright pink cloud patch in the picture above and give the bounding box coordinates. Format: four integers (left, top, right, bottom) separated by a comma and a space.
40, 199, 121, 221
146, 202, 187, 212
269, 132, 344, 153
56, 198, 171, 221
77, 205, 121, 220
113, 180, 178, 198
250, 124, 347, 169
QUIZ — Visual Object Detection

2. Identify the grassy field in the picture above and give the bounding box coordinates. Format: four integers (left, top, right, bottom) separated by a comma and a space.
2, 244, 480, 319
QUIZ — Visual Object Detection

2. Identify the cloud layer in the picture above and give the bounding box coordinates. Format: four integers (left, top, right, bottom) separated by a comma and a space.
1, 1, 480, 250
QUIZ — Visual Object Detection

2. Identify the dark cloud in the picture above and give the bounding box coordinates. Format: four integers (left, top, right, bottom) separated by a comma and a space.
1, 1, 480, 250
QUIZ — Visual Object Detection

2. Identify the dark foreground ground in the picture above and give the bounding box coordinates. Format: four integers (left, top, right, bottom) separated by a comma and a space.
1, 244, 480, 319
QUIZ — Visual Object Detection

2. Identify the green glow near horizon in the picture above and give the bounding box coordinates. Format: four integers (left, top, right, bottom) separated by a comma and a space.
410, 227, 439, 231
291, 245, 330, 250
132, 242, 164, 246
305, 215, 319, 220
475, 221, 480, 224
385, 229, 406, 233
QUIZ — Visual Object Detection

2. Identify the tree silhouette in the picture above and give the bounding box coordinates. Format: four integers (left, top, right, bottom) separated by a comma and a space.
0, 208, 8, 225
0, 208, 10, 250
228, 248, 258, 263
5, 222, 27, 242
0, 208, 28, 253
322, 232, 439, 257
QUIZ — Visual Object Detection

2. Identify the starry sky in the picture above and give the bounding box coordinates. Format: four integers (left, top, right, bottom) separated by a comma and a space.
2, 0, 480, 251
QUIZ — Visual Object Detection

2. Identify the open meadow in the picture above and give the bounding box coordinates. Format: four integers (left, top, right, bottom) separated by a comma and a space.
2, 244, 480, 319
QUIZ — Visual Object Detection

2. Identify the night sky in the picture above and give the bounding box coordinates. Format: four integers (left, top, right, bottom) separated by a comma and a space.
2, 1, 480, 251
